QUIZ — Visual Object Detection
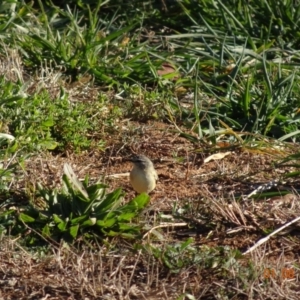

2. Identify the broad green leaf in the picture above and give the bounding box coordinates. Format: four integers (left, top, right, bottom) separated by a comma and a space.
70, 215, 88, 225
53, 214, 67, 232
39, 140, 58, 150
126, 193, 150, 210
53, 214, 64, 224
117, 212, 136, 221
19, 213, 35, 223
94, 188, 123, 212
96, 217, 116, 228
41, 119, 54, 127
69, 224, 79, 239
104, 229, 119, 236
180, 238, 194, 251
86, 183, 107, 201
118, 223, 140, 231
82, 218, 97, 227
42, 224, 51, 237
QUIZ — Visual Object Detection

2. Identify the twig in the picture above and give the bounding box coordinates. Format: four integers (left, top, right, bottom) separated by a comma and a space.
143, 222, 187, 239
243, 215, 300, 255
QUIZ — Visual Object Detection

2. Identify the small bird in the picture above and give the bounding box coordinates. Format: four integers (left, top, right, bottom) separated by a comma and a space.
129, 154, 158, 194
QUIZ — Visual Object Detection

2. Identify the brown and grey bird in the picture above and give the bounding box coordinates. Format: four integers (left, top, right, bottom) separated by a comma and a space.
129, 154, 158, 194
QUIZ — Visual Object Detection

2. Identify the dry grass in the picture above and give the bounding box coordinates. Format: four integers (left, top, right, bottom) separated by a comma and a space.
2, 125, 300, 299
1, 49, 300, 300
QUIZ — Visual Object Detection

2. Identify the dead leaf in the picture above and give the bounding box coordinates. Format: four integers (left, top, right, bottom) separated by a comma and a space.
204, 152, 231, 163
157, 63, 180, 80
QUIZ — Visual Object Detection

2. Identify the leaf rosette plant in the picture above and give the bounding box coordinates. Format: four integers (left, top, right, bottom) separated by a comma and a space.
19, 164, 149, 242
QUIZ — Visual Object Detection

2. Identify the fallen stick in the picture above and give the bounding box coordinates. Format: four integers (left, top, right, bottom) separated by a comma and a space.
243, 215, 300, 255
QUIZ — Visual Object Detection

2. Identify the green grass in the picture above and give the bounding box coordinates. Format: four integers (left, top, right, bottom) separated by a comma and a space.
2, 0, 300, 146
1, 0, 300, 298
